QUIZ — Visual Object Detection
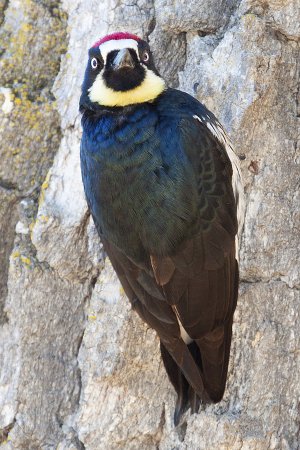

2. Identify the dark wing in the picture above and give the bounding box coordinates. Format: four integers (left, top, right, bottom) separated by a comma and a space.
102, 236, 209, 405
99, 107, 240, 414
155, 113, 240, 406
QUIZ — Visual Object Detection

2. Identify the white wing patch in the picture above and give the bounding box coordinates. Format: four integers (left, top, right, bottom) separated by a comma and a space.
193, 114, 245, 259
173, 305, 193, 344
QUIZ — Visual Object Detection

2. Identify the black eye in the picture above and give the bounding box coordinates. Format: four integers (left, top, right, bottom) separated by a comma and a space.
142, 51, 149, 63
91, 57, 98, 69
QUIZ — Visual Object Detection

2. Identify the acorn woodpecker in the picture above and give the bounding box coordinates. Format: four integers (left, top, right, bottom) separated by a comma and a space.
79, 32, 244, 425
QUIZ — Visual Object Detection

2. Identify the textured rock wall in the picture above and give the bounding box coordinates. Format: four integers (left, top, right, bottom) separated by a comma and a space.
0, 0, 299, 449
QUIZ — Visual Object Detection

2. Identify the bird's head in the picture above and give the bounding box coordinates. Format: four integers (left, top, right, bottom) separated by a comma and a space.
80, 32, 166, 110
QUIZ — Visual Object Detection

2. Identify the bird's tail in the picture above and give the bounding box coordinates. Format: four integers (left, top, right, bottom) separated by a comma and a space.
160, 316, 235, 426
160, 341, 190, 426
160, 340, 205, 426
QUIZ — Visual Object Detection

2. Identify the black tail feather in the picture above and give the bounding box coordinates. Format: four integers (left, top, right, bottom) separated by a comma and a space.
188, 387, 201, 415
187, 341, 203, 415
160, 340, 211, 425
160, 341, 189, 426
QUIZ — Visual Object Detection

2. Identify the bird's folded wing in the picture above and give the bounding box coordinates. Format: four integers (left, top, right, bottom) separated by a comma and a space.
98, 108, 240, 399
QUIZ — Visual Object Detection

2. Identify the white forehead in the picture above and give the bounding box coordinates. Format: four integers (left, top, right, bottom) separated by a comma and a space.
99, 39, 139, 62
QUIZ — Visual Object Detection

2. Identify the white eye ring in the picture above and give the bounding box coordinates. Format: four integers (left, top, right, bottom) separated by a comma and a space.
142, 51, 149, 62
91, 57, 98, 69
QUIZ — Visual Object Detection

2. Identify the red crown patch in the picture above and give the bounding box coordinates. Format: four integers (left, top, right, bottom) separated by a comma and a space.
92, 32, 141, 48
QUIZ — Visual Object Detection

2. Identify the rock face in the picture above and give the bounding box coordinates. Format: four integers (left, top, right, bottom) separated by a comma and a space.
0, 0, 299, 449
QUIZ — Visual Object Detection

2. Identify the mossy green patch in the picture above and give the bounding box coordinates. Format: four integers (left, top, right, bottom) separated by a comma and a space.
0, 0, 67, 94
0, 0, 68, 309
0, 0, 67, 192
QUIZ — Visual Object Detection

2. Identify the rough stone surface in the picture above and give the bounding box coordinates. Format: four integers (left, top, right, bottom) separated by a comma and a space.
0, 0, 299, 449
0, 0, 67, 322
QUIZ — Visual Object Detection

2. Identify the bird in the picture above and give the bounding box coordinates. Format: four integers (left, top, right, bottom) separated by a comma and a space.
79, 31, 244, 426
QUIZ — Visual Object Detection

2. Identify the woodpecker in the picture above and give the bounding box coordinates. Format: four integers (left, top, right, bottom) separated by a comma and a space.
79, 32, 244, 425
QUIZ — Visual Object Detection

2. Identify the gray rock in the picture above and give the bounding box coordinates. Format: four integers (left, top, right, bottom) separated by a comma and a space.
154, 0, 238, 33
0, 0, 299, 448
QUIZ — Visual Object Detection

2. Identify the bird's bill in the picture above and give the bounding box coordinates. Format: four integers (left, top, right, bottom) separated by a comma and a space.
112, 48, 135, 70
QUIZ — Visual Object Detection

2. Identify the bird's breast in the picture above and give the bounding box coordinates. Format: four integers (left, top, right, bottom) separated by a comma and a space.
81, 106, 198, 259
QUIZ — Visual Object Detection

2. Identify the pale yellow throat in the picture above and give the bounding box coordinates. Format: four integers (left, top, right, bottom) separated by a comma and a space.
88, 69, 166, 107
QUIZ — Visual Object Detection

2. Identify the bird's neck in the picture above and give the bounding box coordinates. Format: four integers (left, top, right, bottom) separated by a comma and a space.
88, 70, 166, 107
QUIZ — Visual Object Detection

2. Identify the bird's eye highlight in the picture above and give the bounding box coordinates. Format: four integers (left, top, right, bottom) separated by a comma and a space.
91, 58, 98, 69
142, 51, 149, 63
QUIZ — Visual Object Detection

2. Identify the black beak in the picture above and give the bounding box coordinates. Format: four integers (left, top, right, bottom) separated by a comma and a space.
113, 48, 135, 70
